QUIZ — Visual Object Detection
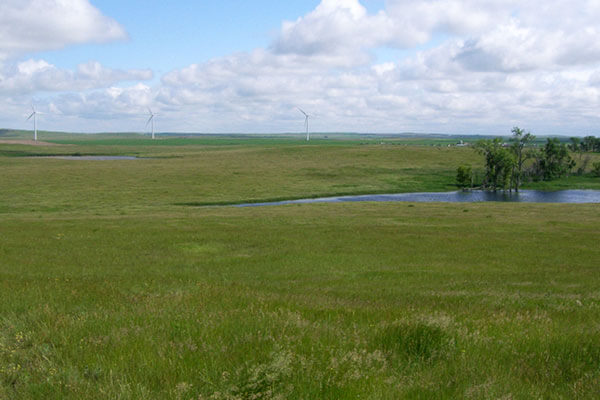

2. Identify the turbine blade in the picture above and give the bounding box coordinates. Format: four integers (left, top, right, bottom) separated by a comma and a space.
146, 115, 154, 126
26, 112, 35, 121
148, 107, 154, 115
298, 107, 308, 117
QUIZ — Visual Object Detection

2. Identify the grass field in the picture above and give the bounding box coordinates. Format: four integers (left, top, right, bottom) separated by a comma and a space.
1, 135, 599, 399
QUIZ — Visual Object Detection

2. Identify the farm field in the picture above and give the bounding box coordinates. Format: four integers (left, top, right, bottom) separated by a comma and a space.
1, 135, 600, 399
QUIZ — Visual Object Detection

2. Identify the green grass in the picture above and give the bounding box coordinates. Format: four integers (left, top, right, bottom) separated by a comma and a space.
523, 174, 600, 190
1, 135, 599, 398
0, 142, 477, 215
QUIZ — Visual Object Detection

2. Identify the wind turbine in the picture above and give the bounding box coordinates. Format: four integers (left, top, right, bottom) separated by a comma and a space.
298, 108, 311, 141
146, 107, 157, 139
26, 105, 40, 142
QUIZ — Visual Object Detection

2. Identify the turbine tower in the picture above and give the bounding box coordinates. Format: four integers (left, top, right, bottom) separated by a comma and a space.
26, 105, 39, 142
146, 108, 157, 139
298, 108, 311, 141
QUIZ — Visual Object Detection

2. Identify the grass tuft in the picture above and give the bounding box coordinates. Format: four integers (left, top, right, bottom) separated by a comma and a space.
373, 322, 453, 362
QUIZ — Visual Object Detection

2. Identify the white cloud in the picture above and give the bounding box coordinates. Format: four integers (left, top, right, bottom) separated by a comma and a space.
4, 0, 600, 134
273, 0, 392, 65
50, 83, 153, 118
151, 0, 600, 134
0, 0, 126, 60
0, 0, 150, 131
272, 0, 508, 64
0, 59, 152, 94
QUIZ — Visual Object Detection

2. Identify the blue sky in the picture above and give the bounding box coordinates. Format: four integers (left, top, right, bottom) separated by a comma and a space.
37, 1, 323, 73
37, 1, 390, 74
1, 0, 600, 135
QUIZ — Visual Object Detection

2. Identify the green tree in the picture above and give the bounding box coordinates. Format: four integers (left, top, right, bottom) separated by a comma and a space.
583, 136, 597, 152
509, 127, 535, 191
592, 161, 600, 177
538, 138, 576, 180
475, 139, 515, 191
569, 137, 581, 153
568, 137, 586, 174
456, 165, 473, 189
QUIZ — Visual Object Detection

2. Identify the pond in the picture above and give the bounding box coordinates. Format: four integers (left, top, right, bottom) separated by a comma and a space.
38, 156, 141, 160
235, 190, 600, 207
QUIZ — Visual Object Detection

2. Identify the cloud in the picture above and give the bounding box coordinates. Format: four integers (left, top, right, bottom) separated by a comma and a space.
4, 0, 600, 134
272, 0, 600, 73
49, 83, 154, 119
0, 0, 127, 60
152, 0, 600, 134
0, 60, 152, 94
272, 0, 392, 65
0, 0, 149, 130
272, 0, 507, 64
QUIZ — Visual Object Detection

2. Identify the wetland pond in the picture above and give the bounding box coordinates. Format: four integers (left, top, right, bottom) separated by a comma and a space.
38, 156, 141, 160
236, 190, 600, 207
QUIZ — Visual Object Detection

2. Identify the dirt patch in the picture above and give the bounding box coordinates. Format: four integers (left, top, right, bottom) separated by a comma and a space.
0, 140, 66, 146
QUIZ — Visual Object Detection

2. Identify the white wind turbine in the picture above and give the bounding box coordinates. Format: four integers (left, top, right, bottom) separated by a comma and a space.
298, 108, 311, 141
26, 105, 42, 142
146, 107, 157, 139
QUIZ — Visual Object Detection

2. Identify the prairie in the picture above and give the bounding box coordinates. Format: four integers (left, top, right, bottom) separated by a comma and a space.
1, 135, 599, 399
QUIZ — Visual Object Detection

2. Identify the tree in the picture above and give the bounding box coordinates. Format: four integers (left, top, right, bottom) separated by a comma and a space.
475, 139, 515, 191
568, 137, 587, 174
509, 127, 535, 191
537, 138, 576, 180
569, 137, 581, 153
583, 136, 597, 152
569, 137, 584, 159
593, 161, 600, 177
456, 165, 473, 189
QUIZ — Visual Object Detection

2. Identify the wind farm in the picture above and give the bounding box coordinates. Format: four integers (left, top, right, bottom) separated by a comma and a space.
17, 105, 323, 143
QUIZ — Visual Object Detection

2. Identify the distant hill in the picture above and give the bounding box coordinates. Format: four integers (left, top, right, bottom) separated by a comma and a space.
0, 128, 578, 144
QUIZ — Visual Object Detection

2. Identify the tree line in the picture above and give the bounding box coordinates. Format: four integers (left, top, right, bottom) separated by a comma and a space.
457, 128, 600, 191
569, 136, 600, 154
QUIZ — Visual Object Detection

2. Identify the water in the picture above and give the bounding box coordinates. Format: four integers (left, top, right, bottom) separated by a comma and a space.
236, 190, 600, 207
40, 156, 141, 160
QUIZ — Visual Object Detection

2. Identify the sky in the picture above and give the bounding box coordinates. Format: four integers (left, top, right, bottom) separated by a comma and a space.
1, 0, 600, 135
